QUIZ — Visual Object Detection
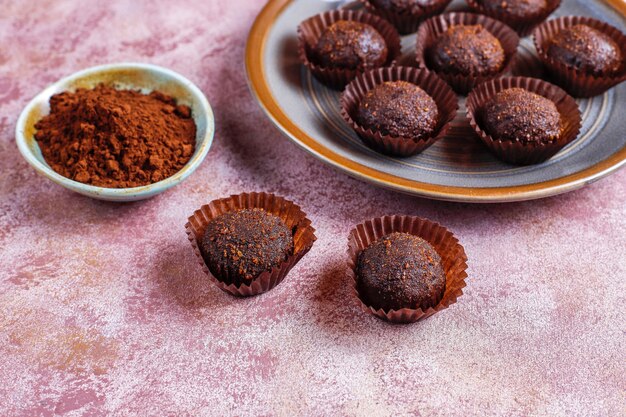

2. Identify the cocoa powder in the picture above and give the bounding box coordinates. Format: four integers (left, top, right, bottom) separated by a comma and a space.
34, 84, 196, 188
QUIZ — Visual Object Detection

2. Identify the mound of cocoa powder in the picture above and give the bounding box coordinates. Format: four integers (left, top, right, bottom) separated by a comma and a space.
34, 84, 196, 188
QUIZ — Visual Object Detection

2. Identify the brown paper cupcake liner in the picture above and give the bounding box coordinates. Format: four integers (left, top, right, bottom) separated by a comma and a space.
340, 66, 458, 157
359, 0, 453, 35
185, 192, 316, 297
465, 76, 582, 165
297, 9, 402, 90
415, 12, 520, 94
466, 0, 561, 36
533, 16, 626, 98
347, 215, 468, 324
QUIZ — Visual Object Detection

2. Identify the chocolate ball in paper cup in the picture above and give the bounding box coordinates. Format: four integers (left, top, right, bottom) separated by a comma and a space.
415, 12, 519, 94
465, 76, 582, 165
297, 9, 401, 90
465, 0, 561, 36
186, 192, 316, 297
347, 215, 468, 324
359, 0, 453, 35
340, 66, 458, 157
533, 16, 626, 98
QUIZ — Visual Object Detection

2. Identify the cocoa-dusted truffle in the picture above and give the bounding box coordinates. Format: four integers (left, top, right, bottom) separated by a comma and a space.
313, 20, 388, 70
356, 232, 446, 311
477, 0, 547, 19
429, 24, 505, 75
355, 81, 438, 139
369, 0, 439, 13
546, 24, 622, 75
200, 208, 294, 286
482, 87, 562, 144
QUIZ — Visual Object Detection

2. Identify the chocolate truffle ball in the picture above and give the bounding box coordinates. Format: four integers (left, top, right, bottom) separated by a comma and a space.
478, 0, 547, 19
355, 81, 439, 139
429, 24, 505, 75
200, 208, 294, 286
369, 0, 439, 13
482, 88, 562, 144
356, 232, 446, 311
546, 24, 622, 74
314, 20, 388, 71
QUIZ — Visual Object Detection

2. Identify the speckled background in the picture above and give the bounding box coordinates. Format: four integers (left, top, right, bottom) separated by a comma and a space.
0, 1, 625, 416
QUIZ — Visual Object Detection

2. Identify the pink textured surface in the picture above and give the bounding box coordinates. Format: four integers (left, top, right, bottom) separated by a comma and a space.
0, 1, 625, 416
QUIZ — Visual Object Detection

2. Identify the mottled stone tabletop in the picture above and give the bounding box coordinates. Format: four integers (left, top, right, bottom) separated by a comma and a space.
1, 1, 625, 416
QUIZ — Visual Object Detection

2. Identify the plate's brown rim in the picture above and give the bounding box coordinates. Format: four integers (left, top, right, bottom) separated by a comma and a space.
608, 0, 626, 16
244, 0, 626, 203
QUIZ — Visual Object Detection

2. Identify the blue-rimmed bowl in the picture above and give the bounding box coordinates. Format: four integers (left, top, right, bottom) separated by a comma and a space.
16, 63, 214, 202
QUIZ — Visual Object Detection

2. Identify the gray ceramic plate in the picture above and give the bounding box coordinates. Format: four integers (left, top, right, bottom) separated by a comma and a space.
246, 0, 626, 202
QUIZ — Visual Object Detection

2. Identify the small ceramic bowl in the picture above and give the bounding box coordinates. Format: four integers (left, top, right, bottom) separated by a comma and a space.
15, 63, 214, 202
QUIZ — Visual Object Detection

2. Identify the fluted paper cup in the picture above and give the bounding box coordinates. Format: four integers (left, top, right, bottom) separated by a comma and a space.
186, 192, 316, 297
347, 215, 468, 324
341, 66, 458, 157
360, 0, 453, 35
297, 9, 401, 90
533, 16, 626, 97
415, 12, 520, 94
465, 76, 582, 165
466, 0, 561, 36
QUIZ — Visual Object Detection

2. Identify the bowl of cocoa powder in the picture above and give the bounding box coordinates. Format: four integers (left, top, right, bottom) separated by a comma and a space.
16, 63, 214, 202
